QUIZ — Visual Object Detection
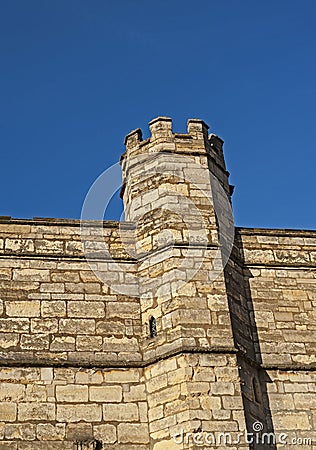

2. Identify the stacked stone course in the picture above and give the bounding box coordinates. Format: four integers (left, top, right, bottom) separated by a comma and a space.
0, 117, 315, 449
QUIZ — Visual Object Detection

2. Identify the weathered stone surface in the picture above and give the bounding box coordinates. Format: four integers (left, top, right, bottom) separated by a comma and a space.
36, 423, 66, 441
56, 385, 89, 402
0, 118, 315, 448
6, 301, 40, 318
18, 403, 55, 421
117, 423, 149, 443
56, 404, 102, 422
103, 403, 139, 422
89, 386, 122, 402
93, 424, 116, 443
41, 301, 66, 317
68, 301, 105, 318
4, 423, 36, 440
0, 403, 17, 421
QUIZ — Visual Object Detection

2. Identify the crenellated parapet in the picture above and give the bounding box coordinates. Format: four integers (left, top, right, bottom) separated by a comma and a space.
122, 116, 225, 163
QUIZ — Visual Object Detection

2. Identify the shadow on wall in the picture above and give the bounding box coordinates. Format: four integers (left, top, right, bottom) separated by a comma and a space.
75, 440, 103, 450
224, 230, 277, 450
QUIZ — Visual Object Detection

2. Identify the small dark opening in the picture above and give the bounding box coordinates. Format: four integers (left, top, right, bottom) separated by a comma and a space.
252, 377, 262, 404
149, 316, 157, 338
75, 440, 102, 450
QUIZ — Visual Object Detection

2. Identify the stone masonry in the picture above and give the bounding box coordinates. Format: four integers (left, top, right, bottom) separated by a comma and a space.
0, 117, 315, 449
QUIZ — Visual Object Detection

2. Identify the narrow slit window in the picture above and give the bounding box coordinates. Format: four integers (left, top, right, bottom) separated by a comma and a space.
252, 377, 262, 404
149, 316, 157, 338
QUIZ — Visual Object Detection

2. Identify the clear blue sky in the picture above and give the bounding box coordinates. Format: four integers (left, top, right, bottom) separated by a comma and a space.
0, 0, 315, 229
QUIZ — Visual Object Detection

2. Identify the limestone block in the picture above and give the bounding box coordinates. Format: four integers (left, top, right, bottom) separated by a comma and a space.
0, 269, 12, 280
269, 393, 295, 410
59, 319, 95, 334
4, 423, 36, 440
79, 270, 101, 282
0, 333, 19, 349
12, 268, 50, 282
25, 385, 47, 402
210, 382, 235, 395
51, 271, 80, 282
76, 335, 102, 351
57, 404, 102, 422
273, 411, 311, 430
40, 283, 65, 293
284, 382, 309, 392
148, 358, 177, 378
50, 336, 75, 351
0, 367, 41, 382
222, 395, 244, 410
18, 403, 55, 421
150, 415, 177, 434
124, 385, 146, 402
65, 282, 100, 294
20, 334, 50, 350
5, 238, 34, 253
36, 423, 66, 440
148, 385, 181, 408
17, 441, 73, 449
147, 374, 168, 393
148, 405, 164, 423
31, 319, 58, 333
104, 369, 140, 383
200, 396, 221, 410
41, 301, 66, 317
75, 370, 103, 384
6, 301, 40, 318
68, 301, 105, 318
117, 423, 149, 443
64, 240, 83, 255
0, 402, 17, 422
182, 381, 210, 395
65, 422, 93, 441
153, 439, 180, 450
89, 386, 122, 403
213, 409, 231, 420
214, 367, 239, 382
192, 367, 215, 382
0, 383, 25, 401
56, 385, 89, 402
102, 337, 139, 352
106, 302, 139, 319
103, 403, 139, 422
294, 393, 316, 409
93, 424, 117, 443
34, 239, 64, 254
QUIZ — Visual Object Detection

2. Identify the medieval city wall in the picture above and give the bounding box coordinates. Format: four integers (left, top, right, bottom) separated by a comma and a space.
0, 117, 315, 449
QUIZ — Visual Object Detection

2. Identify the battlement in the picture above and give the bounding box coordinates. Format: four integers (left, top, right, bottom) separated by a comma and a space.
122, 117, 225, 169
123, 116, 212, 146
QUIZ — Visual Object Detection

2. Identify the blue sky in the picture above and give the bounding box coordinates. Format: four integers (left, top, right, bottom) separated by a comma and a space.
0, 0, 315, 229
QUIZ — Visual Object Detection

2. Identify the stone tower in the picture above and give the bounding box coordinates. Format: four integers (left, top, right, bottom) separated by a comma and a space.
0, 117, 315, 449
120, 117, 246, 448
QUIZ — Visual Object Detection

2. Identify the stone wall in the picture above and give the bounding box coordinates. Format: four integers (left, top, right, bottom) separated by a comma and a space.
0, 219, 142, 367
0, 366, 148, 449
239, 228, 316, 369
0, 117, 315, 449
